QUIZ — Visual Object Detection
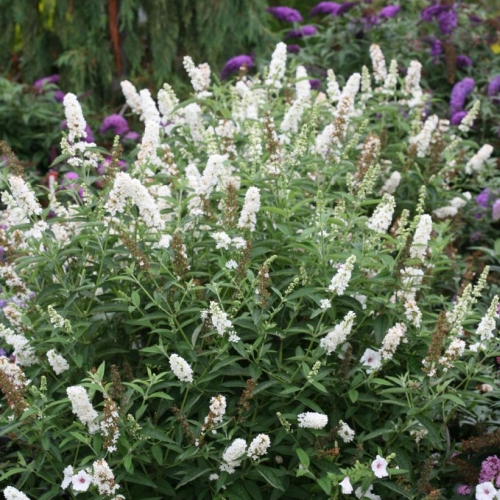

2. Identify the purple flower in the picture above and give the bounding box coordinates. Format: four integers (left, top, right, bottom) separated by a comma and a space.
457, 485, 471, 496
0, 348, 7, 357
285, 25, 318, 39
54, 90, 65, 102
33, 74, 59, 90
456, 55, 472, 68
84, 125, 94, 144
310, 1, 342, 16
450, 111, 467, 125
379, 5, 401, 18
479, 455, 500, 483
221, 54, 254, 80
449, 77, 475, 117
488, 75, 500, 104
122, 131, 141, 142
287, 44, 301, 53
0, 299, 7, 309
337, 2, 358, 15
437, 8, 457, 35
428, 37, 443, 63
97, 157, 127, 175
421, 4, 448, 22
99, 114, 130, 136
493, 200, 500, 222
309, 79, 321, 90
476, 188, 491, 208
266, 6, 303, 22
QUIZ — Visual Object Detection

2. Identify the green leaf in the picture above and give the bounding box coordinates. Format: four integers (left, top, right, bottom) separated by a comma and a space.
151, 444, 163, 465
256, 466, 285, 491
348, 389, 359, 403
131, 290, 141, 308
296, 448, 310, 468
176, 467, 212, 489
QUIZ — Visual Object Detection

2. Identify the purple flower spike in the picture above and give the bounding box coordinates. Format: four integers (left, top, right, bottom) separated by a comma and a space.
309, 79, 321, 90
421, 4, 448, 22
100, 114, 130, 136
429, 38, 443, 63
84, 125, 94, 143
122, 131, 141, 142
456, 55, 472, 68
54, 90, 65, 102
488, 75, 500, 104
449, 77, 475, 117
266, 6, 303, 23
337, 1, 358, 15
285, 25, 318, 39
310, 2, 341, 16
221, 54, 254, 80
476, 188, 491, 208
437, 8, 457, 35
33, 74, 60, 90
287, 44, 301, 53
379, 5, 401, 18
450, 111, 467, 125
457, 485, 471, 496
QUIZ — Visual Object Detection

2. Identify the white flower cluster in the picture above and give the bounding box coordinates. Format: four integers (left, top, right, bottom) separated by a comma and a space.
105, 172, 164, 230
380, 323, 407, 360
212, 231, 232, 250
297, 411, 328, 429
47, 349, 70, 375
382, 59, 398, 95
220, 438, 247, 473
205, 394, 227, 428
328, 255, 356, 295
67, 385, 99, 434
320, 311, 356, 355
232, 80, 260, 122
475, 296, 499, 341
295, 65, 311, 101
265, 42, 287, 89
201, 301, 236, 339
237, 186, 261, 232
158, 83, 179, 121
433, 192, 471, 219
101, 398, 120, 453
409, 426, 428, 443
247, 433, 271, 460
183, 56, 211, 97
0, 355, 30, 389
139, 89, 160, 124
337, 420, 355, 443
439, 337, 466, 371
409, 214, 432, 260
379, 171, 401, 195
369, 44, 387, 84
360, 348, 382, 373
404, 60, 423, 107
465, 144, 494, 174
458, 100, 480, 133
0, 324, 37, 367
3, 487, 31, 500
1, 176, 43, 226
93, 459, 120, 496
280, 96, 308, 134
169, 353, 194, 383
409, 115, 439, 157
134, 120, 161, 175
326, 69, 341, 102
367, 194, 396, 234
63, 93, 87, 142
121, 80, 142, 116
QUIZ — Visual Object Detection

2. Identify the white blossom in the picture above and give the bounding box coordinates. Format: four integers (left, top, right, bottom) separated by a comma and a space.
360, 348, 382, 373
71, 470, 92, 492
201, 301, 234, 337
3, 487, 31, 500
121, 80, 142, 116
340, 477, 354, 494
265, 42, 287, 89
63, 93, 87, 142
297, 411, 328, 429
409, 214, 432, 260
295, 66, 311, 101
92, 459, 120, 496
237, 187, 261, 232
328, 255, 356, 295
404, 60, 423, 107
466, 144, 494, 174
212, 231, 232, 250
169, 353, 194, 383
326, 69, 341, 102
205, 394, 227, 427
369, 44, 387, 84
409, 115, 439, 157
371, 455, 389, 478
183, 56, 211, 97
475, 482, 497, 500
320, 311, 356, 355
61, 465, 74, 490
220, 438, 247, 473
337, 420, 355, 443
158, 83, 179, 120
1, 176, 43, 225
379, 171, 401, 195
380, 323, 407, 360
367, 194, 395, 234
47, 349, 70, 375
247, 434, 271, 459
67, 385, 99, 434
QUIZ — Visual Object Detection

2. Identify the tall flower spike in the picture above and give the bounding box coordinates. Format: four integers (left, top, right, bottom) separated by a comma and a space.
237, 187, 261, 232
265, 42, 288, 89
369, 44, 387, 84
63, 93, 87, 142
328, 255, 356, 295
409, 214, 432, 260
320, 311, 356, 354
366, 194, 395, 234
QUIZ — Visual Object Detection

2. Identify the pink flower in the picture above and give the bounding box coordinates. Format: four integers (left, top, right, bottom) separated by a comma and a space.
371, 455, 389, 478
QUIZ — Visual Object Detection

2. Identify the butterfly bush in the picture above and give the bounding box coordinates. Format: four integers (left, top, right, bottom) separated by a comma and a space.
0, 41, 499, 500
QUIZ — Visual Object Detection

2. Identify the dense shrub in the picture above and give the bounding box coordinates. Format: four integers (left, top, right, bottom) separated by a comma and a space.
0, 42, 499, 500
